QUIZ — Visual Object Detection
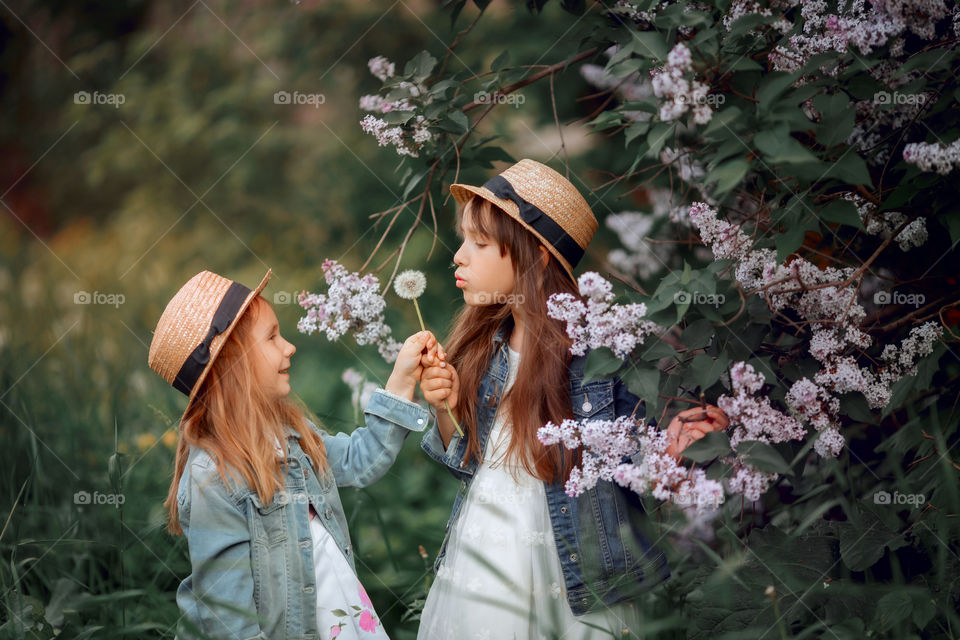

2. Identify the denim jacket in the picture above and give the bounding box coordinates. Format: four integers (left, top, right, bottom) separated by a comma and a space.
175, 389, 431, 640
420, 318, 671, 616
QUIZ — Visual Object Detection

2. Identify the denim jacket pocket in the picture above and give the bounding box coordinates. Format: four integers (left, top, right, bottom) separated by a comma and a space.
249, 491, 289, 547
571, 380, 615, 420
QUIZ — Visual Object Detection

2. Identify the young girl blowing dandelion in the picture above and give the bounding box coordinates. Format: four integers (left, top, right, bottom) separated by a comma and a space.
149, 269, 434, 640
415, 159, 729, 638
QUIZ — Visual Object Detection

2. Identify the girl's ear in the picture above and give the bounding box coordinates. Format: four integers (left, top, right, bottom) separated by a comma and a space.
538, 245, 549, 269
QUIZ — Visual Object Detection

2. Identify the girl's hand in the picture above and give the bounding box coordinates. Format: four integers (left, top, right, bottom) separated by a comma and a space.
665, 404, 729, 459
420, 361, 460, 413
384, 331, 435, 402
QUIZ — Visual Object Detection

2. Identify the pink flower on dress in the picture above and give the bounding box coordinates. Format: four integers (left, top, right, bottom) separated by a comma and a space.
329, 623, 342, 638
358, 610, 378, 633
358, 584, 373, 609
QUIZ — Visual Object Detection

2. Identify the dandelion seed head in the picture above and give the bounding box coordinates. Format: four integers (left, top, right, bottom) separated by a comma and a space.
394, 270, 427, 300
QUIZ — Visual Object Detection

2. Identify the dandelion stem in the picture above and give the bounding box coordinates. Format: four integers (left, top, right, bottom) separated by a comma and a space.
413, 298, 426, 333
411, 298, 463, 437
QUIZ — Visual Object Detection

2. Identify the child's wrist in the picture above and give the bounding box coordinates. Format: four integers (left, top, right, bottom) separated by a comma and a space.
384, 374, 415, 401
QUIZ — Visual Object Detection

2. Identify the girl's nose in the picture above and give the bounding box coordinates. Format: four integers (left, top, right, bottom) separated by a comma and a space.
286, 341, 296, 357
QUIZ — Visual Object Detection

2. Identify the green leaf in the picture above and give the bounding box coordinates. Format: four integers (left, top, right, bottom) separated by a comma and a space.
490, 50, 509, 72
736, 440, 791, 474
703, 105, 743, 138
381, 110, 415, 125
681, 318, 714, 350
682, 429, 732, 463
819, 198, 863, 229
624, 121, 650, 145
705, 158, 751, 195
813, 93, 854, 147
405, 50, 437, 81
447, 110, 469, 133
755, 128, 819, 165
583, 347, 623, 382
401, 170, 427, 200
776, 222, 807, 262
838, 511, 904, 571
911, 593, 937, 630
692, 353, 729, 390
944, 213, 960, 246
822, 153, 873, 186
637, 338, 677, 361
728, 56, 763, 72
646, 122, 674, 158
628, 30, 669, 62
623, 366, 661, 413
331, 608, 349, 617
874, 591, 912, 632
756, 71, 802, 113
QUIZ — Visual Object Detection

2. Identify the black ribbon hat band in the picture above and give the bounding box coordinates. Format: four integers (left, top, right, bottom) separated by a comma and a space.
172, 281, 251, 396
482, 175, 585, 269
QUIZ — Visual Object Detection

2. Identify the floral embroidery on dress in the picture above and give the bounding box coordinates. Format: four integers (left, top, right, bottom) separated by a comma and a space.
326, 584, 381, 636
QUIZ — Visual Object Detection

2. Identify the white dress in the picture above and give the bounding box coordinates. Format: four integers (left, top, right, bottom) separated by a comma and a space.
417, 346, 642, 640
273, 439, 390, 639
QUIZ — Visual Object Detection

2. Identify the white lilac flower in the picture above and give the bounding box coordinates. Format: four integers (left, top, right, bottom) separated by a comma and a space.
539, 415, 725, 513
297, 259, 402, 363
726, 464, 777, 502
367, 56, 395, 81
547, 272, 659, 359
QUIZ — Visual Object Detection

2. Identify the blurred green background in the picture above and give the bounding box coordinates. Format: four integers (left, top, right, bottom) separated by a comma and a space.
0, 1, 629, 636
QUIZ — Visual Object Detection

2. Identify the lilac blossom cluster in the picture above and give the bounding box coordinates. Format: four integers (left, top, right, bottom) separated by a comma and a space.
357, 56, 437, 158
688, 201, 944, 458
538, 415, 725, 512
342, 368, 379, 413
769, 0, 953, 74
297, 259, 402, 362
843, 193, 928, 251
579, 46, 654, 124
650, 43, 714, 124
546, 272, 660, 358
608, 1, 712, 36
903, 139, 960, 175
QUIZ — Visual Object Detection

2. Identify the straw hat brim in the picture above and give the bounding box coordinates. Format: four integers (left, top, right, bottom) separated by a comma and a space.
181, 269, 272, 422
449, 183, 577, 285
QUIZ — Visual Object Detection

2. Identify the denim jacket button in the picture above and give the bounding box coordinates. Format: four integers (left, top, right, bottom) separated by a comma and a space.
345, 545, 352, 555
324, 506, 333, 519
303, 586, 314, 594
570, 553, 578, 562
560, 506, 568, 514
300, 540, 310, 549
417, 418, 424, 424
582, 401, 592, 412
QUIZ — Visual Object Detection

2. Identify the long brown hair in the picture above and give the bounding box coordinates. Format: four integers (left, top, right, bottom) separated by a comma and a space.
164, 295, 328, 534
446, 196, 582, 483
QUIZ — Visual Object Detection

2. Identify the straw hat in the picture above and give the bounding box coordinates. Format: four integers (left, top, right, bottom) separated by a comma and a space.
449, 158, 597, 285
148, 269, 271, 418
